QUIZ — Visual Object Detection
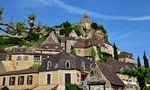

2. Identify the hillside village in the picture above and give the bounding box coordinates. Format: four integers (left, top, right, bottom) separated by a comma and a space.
0, 14, 148, 90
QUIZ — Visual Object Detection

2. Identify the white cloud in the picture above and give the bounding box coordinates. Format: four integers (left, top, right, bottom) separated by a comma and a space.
21, 0, 150, 21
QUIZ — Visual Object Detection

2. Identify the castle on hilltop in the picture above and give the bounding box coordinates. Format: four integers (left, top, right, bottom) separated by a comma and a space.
0, 14, 138, 90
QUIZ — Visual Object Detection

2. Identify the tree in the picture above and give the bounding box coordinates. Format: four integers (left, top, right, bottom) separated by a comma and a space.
91, 48, 96, 61
0, 8, 3, 21
113, 43, 118, 60
137, 56, 141, 67
71, 46, 77, 56
143, 51, 149, 68
97, 46, 102, 60
122, 67, 150, 90
91, 22, 98, 29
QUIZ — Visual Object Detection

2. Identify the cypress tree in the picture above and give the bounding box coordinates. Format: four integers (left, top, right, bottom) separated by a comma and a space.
143, 51, 149, 68
113, 43, 118, 60
137, 56, 141, 67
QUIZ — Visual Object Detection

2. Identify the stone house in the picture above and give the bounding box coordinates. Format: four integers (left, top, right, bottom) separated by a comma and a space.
0, 52, 137, 90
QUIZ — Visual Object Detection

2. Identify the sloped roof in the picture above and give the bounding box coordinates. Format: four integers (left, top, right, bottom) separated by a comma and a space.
39, 52, 92, 71
0, 69, 38, 76
11, 48, 33, 54
119, 51, 133, 59
42, 31, 62, 50
103, 59, 135, 73
69, 30, 78, 38
74, 37, 105, 48
98, 63, 125, 86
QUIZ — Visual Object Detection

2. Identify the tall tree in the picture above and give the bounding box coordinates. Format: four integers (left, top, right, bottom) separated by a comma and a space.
137, 56, 141, 67
91, 48, 96, 61
113, 43, 118, 60
143, 51, 149, 68
122, 67, 150, 90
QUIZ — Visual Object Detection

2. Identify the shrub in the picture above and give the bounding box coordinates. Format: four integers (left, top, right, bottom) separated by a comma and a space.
65, 83, 80, 90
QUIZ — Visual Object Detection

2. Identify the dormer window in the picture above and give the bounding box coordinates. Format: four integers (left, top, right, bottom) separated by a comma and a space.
24, 56, 29, 61
16, 56, 21, 61
47, 61, 51, 70
65, 61, 70, 69
81, 62, 85, 70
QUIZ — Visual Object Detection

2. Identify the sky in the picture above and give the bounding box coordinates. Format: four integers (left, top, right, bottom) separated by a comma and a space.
0, 0, 150, 64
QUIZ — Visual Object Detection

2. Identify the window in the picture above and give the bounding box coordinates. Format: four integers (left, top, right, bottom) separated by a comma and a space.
47, 74, 51, 84
65, 73, 71, 83
65, 61, 70, 68
9, 77, 15, 85
23, 56, 29, 61
81, 62, 85, 70
16, 56, 21, 61
34, 55, 40, 61
18, 76, 24, 85
27, 75, 33, 85
2, 77, 6, 86
47, 61, 51, 70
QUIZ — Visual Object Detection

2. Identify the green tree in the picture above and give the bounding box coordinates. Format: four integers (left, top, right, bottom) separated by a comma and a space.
143, 51, 149, 68
71, 46, 77, 56
113, 43, 118, 60
91, 48, 96, 61
137, 56, 141, 67
91, 22, 98, 29
122, 67, 150, 90
97, 46, 102, 59
0, 8, 3, 21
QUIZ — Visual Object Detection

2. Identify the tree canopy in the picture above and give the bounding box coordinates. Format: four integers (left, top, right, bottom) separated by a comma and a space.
143, 51, 149, 68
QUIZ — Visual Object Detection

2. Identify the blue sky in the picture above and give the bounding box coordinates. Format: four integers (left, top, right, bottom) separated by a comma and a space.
0, 0, 150, 64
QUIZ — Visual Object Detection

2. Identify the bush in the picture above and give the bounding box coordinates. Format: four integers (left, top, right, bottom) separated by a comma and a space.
65, 83, 80, 90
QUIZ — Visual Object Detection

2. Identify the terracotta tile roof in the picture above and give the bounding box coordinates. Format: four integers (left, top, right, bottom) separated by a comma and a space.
119, 51, 133, 59
98, 63, 125, 86
0, 69, 38, 76
74, 37, 105, 48
39, 52, 92, 71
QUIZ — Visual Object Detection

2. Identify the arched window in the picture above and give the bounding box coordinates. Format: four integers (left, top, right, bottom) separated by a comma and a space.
47, 61, 51, 70
65, 61, 70, 68
81, 62, 85, 70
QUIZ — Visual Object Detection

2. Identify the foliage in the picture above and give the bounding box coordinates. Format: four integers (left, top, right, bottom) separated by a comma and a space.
71, 46, 77, 55
91, 48, 96, 61
31, 63, 41, 69
0, 7, 3, 21
143, 51, 149, 68
97, 25, 107, 34
137, 56, 141, 67
16, 22, 26, 35
65, 83, 79, 90
60, 21, 81, 37
99, 57, 108, 62
97, 46, 102, 59
25, 32, 39, 41
122, 67, 150, 90
91, 22, 107, 34
0, 37, 24, 46
113, 43, 118, 60
0, 44, 15, 49
91, 22, 98, 29
61, 21, 71, 28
